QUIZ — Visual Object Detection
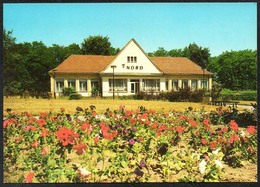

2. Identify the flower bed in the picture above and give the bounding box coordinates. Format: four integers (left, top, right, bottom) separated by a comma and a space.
3, 106, 257, 182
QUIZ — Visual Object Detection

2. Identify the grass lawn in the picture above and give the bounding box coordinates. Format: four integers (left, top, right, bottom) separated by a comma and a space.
3, 97, 253, 116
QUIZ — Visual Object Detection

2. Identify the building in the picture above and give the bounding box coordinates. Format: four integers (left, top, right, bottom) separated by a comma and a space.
49, 38, 212, 97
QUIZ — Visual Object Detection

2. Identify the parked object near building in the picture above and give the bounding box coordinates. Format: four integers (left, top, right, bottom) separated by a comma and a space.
49, 39, 212, 97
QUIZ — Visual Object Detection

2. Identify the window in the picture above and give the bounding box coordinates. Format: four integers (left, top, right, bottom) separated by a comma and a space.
201, 79, 208, 90
127, 56, 137, 63
172, 79, 178, 91
68, 78, 76, 89
79, 79, 87, 92
55, 78, 64, 92
191, 79, 198, 90
109, 79, 127, 92
143, 79, 160, 92
182, 79, 188, 89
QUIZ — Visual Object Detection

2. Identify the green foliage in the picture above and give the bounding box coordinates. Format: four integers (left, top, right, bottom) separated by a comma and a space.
209, 50, 257, 90
81, 35, 112, 55
62, 87, 76, 96
69, 93, 82, 100
183, 43, 210, 69
219, 89, 256, 101
153, 47, 168, 56
3, 106, 257, 182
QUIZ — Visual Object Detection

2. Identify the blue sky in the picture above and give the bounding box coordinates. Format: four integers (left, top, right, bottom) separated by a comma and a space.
3, 3, 257, 57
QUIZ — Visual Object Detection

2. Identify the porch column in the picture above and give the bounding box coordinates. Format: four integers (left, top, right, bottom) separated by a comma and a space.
64, 78, 68, 88
75, 78, 79, 92
139, 79, 143, 91
87, 79, 91, 96
178, 79, 182, 90
209, 77, 212, 91
168, 79, 172, 91
188, 79, 192, 89
50, 76, 54, 92
198, 79, 201, 89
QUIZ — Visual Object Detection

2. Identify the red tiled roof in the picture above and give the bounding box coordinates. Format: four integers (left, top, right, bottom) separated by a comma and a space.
49, 55, 116, 74
150, 57, 212, 75
49, 55, 212, 75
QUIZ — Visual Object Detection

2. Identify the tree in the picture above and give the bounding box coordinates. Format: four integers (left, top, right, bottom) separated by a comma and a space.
153, 47, 168, 56
209, 50, 257, 90
109, 47, 120, 55
64, 43, 82, 57
183, 43, 211, 69
81, 35, 112, 55
167, 48, 184, 57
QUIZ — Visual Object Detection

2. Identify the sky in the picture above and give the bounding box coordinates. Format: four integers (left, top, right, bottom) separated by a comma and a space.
3, 3, 257, 57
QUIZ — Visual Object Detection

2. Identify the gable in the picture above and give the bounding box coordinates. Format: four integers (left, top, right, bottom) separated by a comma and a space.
101, 39, 162, 75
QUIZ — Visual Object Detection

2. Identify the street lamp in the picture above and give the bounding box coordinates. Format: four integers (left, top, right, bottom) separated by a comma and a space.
202, 68, 205, 90
111, 65, 117, 99
52, 69, 57, 99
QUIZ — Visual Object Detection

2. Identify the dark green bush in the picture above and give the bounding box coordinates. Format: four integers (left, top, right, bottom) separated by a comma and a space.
63, 87, 75, 96
69, 93, 82, 100
190, 90, 204, 102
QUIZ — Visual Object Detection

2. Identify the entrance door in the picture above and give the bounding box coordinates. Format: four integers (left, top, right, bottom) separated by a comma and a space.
130, 80, 140, 94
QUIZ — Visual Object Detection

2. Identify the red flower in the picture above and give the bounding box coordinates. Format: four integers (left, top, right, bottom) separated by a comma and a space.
73, 144, 88, 155
37, 119, 46, 127
222, 127, 228, 133
130, 118, 137, 125
190, 120, 197, 127
3, 118, 17, 128
81, 121, 93, 134
94, 135, 99, 145
40, 112, 49, 119
92, 111, 97, 117
201, 139, 207, 145
22, 125, 37, 131
31, 141, 40, 148
41, 147, 49, 155
60, 107, 65, 112
176, 126, 183, 133
26, 172, 34, 183
229, 133, 239, 143
40, 128, 50, 137
209, 141, 217, 149
229, 120, 238, 132
151, 123, 158, 129
247, 126, 257, 134
55, 127, 78, 146
218, 130, 223, 136
203, 119, 210, 127
248, 146, 253, 152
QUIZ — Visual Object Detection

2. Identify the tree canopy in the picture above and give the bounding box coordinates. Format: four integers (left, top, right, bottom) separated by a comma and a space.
81, 35, 112, 55
208, 50, 257, 90
3, 29, 257, 97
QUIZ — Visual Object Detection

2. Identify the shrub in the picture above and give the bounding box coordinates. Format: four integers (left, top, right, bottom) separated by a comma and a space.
219, 89, 256, 101
190, 90, 204, 102
63, 87, 75, 96
69, 93, 82, 100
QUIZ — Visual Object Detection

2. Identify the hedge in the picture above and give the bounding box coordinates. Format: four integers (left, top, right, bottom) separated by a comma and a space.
219, 89, 256, 101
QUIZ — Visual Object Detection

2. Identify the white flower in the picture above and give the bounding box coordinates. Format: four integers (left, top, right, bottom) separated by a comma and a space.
240, 130, 245, 137
215, 160, 223, 169
212, 148, 221, 155
199, 159, 207, 174
78, 168, 91, 177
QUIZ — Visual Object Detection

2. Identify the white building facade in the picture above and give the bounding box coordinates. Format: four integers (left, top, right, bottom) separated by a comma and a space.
49, 39, 212, 97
